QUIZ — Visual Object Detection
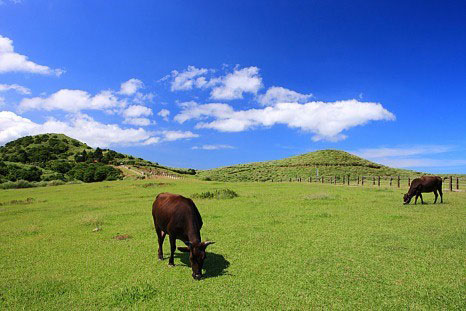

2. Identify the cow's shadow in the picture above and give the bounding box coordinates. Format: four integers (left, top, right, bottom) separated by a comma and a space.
174, 251, 230, 279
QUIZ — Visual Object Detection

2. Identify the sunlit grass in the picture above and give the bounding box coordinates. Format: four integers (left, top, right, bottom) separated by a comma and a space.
0, 179, 464, 309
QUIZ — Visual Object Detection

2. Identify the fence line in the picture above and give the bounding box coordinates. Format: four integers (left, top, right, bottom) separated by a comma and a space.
270, 175, 464, 191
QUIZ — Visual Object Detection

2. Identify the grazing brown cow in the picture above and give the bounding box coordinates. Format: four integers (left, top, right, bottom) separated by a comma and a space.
403, 176, 443, 205
152, 192, 214, 280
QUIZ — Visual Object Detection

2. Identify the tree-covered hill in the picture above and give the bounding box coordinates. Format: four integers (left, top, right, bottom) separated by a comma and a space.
196, 149, 424, 182
0, 134, 194, 184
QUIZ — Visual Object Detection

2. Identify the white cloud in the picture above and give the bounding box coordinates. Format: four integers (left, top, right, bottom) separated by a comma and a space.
123, 105, 153, 118
353, 145, 453, 159
0, 83, 31, 94
161, 130, 199, 142
170, 66, 208, 91
192, 144, 234, 150
133, 92, 155, 104
374, 158, 466, 168
121, 105, 154, 126
119, 78, 144, 96
0, 97, 4, 107
351, 145, 466, 169
19, 89, 126, 113
257, 86, 312, 106
123, 117, 153, 126
175, 99, 395, 141
0, 35, 63, 76
0, 110, 159, 148
210, 66, 262, 100
158, 108, 170, 121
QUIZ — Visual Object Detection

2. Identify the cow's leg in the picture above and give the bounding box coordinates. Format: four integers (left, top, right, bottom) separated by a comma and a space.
433, 190, 438, 204
439, 188, 443, 203
155, 227, 166, 260
414, 194, 418, 205
168, 235, 176, 266
420, 193, 424, 204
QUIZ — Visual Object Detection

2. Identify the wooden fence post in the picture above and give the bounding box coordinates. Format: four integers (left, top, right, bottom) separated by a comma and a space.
397, 176, 400, 188
372, 176, 375, 186
357, 176, 360, 185
457, 177, 459, 190
347, 175, 350, 186
408, 177, 411, 186
362, 176, 365, 186
334, 175, 337, 185
321, 176, 324, 183
390, 177, 393, 187
378, 176, 380, 187
450, 176, 453, 191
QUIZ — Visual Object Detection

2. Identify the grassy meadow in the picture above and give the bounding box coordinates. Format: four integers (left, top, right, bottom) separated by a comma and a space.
0, 178, 465, 310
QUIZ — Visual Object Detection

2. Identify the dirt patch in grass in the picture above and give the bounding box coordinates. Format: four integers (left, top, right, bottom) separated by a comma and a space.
114, 234, 131, 240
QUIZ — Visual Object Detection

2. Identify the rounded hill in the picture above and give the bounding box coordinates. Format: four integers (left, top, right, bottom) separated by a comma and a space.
196, 150, 422, 182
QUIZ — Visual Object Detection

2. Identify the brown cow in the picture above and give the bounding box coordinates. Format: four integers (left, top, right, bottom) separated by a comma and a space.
152, 192, 214, 280
403, 176, 443, 205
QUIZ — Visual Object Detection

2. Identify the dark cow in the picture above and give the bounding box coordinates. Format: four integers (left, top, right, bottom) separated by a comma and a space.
152, 192, 214, 280
403, 176, 443, 205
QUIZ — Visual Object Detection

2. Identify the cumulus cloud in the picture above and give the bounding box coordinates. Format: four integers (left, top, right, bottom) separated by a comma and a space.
158, 108, 170, 121
168, 65, 262, 100
160, 130, 199, 142
0, 111, 160, 147
175, 99, 395, 141
123, 105, 153, 118
257, 86, 312, 106
123, 117, 153, 126
119, 78, 144, 96
210, 66, 262, 100
19, 89, 126, 113
192, 144, 234, 150
353, 145, 453, 159
121, 105, 154, 126
351, 145, 466, 169
170, 66, 208, 91
0, 83, 31, 95
0, 35, 63, 76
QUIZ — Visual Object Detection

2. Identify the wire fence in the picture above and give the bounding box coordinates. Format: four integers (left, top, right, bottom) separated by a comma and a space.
271, 175, 464, 191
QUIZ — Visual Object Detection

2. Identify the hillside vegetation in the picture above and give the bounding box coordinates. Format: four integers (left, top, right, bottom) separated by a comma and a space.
0, 134, 194, 185
197, 150, 423, 182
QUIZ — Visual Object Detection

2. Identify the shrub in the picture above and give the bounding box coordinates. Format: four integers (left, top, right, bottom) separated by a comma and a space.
0, 180, 35, 189
191, 188, 238, 200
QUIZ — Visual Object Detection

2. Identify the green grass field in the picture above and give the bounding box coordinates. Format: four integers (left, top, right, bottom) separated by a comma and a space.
0, 179, 465, 310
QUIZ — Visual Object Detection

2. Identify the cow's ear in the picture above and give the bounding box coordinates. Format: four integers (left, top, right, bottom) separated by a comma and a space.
201, 241, 215, 250
177, 246, 190, 252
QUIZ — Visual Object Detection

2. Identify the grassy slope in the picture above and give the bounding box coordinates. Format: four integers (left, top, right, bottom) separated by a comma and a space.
0, 179, 464, 309
197, 150, 424, 182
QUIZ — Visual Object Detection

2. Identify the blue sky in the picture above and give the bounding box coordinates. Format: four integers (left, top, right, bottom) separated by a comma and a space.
1, 0, 465, 172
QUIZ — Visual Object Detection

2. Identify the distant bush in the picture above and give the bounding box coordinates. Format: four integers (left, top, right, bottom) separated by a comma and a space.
191, 188, 238, 200
0, 180, 35, 189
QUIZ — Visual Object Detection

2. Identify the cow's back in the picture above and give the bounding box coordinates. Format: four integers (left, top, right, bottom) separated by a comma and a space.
152, 193, 202, 233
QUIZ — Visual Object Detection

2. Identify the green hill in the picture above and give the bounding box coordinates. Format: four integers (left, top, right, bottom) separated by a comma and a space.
0, 134, 194, 185
196, 149, 424, 182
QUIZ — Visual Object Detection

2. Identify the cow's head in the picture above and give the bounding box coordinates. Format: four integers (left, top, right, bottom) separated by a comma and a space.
178, 241, 215, 280
403, 193, 412, 204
